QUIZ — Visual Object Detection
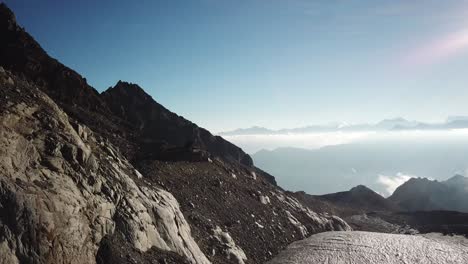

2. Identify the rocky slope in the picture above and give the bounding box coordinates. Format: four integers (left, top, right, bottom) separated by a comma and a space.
389, 175, 468, 212
137, 159, 350, 263
0, 68, 209, 264
0, 3, 351, 264
267, 231, 468, 264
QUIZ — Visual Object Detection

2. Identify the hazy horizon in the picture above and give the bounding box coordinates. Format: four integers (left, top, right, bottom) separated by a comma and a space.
249, 130, 468, 195
223, 128, 468, 153
217, 115, 468, 133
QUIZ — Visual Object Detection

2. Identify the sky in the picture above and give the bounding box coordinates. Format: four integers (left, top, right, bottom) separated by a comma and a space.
4, 0, 468, 132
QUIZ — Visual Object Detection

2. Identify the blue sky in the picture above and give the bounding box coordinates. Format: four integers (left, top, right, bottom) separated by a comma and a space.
4, 0, 468, 132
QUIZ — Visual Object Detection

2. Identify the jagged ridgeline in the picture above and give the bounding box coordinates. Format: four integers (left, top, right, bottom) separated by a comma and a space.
0, 3, 350, 264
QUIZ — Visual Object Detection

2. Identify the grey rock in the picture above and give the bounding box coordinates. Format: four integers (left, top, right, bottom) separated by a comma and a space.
0, 78, 210, 264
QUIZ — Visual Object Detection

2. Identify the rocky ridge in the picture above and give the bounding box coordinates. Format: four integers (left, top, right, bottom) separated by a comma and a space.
389, 175, 468, 212
298, 185, 400, 217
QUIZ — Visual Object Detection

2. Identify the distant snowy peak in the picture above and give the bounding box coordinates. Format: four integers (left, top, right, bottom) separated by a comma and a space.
220, 116, 468, 136
375, 117, 420, 130
219, 126, 274, 136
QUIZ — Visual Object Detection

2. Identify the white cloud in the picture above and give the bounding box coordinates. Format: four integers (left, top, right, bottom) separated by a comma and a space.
224, 129, 468, 154
223, 131, 374, 153
377, 172, 415, 196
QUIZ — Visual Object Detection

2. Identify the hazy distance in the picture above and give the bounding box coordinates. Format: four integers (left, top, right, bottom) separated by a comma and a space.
221, 121, 468, 195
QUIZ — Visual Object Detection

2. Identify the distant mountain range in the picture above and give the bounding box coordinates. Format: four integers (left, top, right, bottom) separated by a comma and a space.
305, 175, 468, 215
297, 176, 468, 235
220, 116, 468, 136
318, 185, 400, 214
293, 185, 400, 217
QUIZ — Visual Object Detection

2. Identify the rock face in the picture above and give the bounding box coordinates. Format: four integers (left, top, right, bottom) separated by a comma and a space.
0, 3, 351, 264
267, 231, 468, 264
0, 69, 210, 264
389, 175, 468, 212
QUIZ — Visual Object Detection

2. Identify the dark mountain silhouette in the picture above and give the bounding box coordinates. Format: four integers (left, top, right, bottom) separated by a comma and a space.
295, 183, 468, 237
101, 80, 253, 165
389, 175, 468, 212
294, 185, 400, 217
318, 185, 400, 214
0, 2, 106, 111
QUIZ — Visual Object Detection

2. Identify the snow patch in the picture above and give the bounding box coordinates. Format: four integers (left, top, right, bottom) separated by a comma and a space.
267, 231, 468, 264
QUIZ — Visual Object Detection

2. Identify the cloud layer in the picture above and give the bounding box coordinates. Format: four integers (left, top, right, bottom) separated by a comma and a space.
225, 129, 468, 154
377, 173, 415, 196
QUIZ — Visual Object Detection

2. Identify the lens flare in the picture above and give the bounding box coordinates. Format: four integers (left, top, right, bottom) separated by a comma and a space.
405, 29, 468, 67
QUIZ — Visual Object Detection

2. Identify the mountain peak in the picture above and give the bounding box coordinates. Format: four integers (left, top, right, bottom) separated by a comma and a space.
389, 175, 468, 212
0, 3, 16, 26
115, 80, 139, 88
447, 174, 466, 181
111, 80, 146, 93
316, 185, 398, 215
444, 174, 468, 187
103, 80, 155, 105
349, 185, 374, 193
384, 117, 407, 122
112, 80, 146, 93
